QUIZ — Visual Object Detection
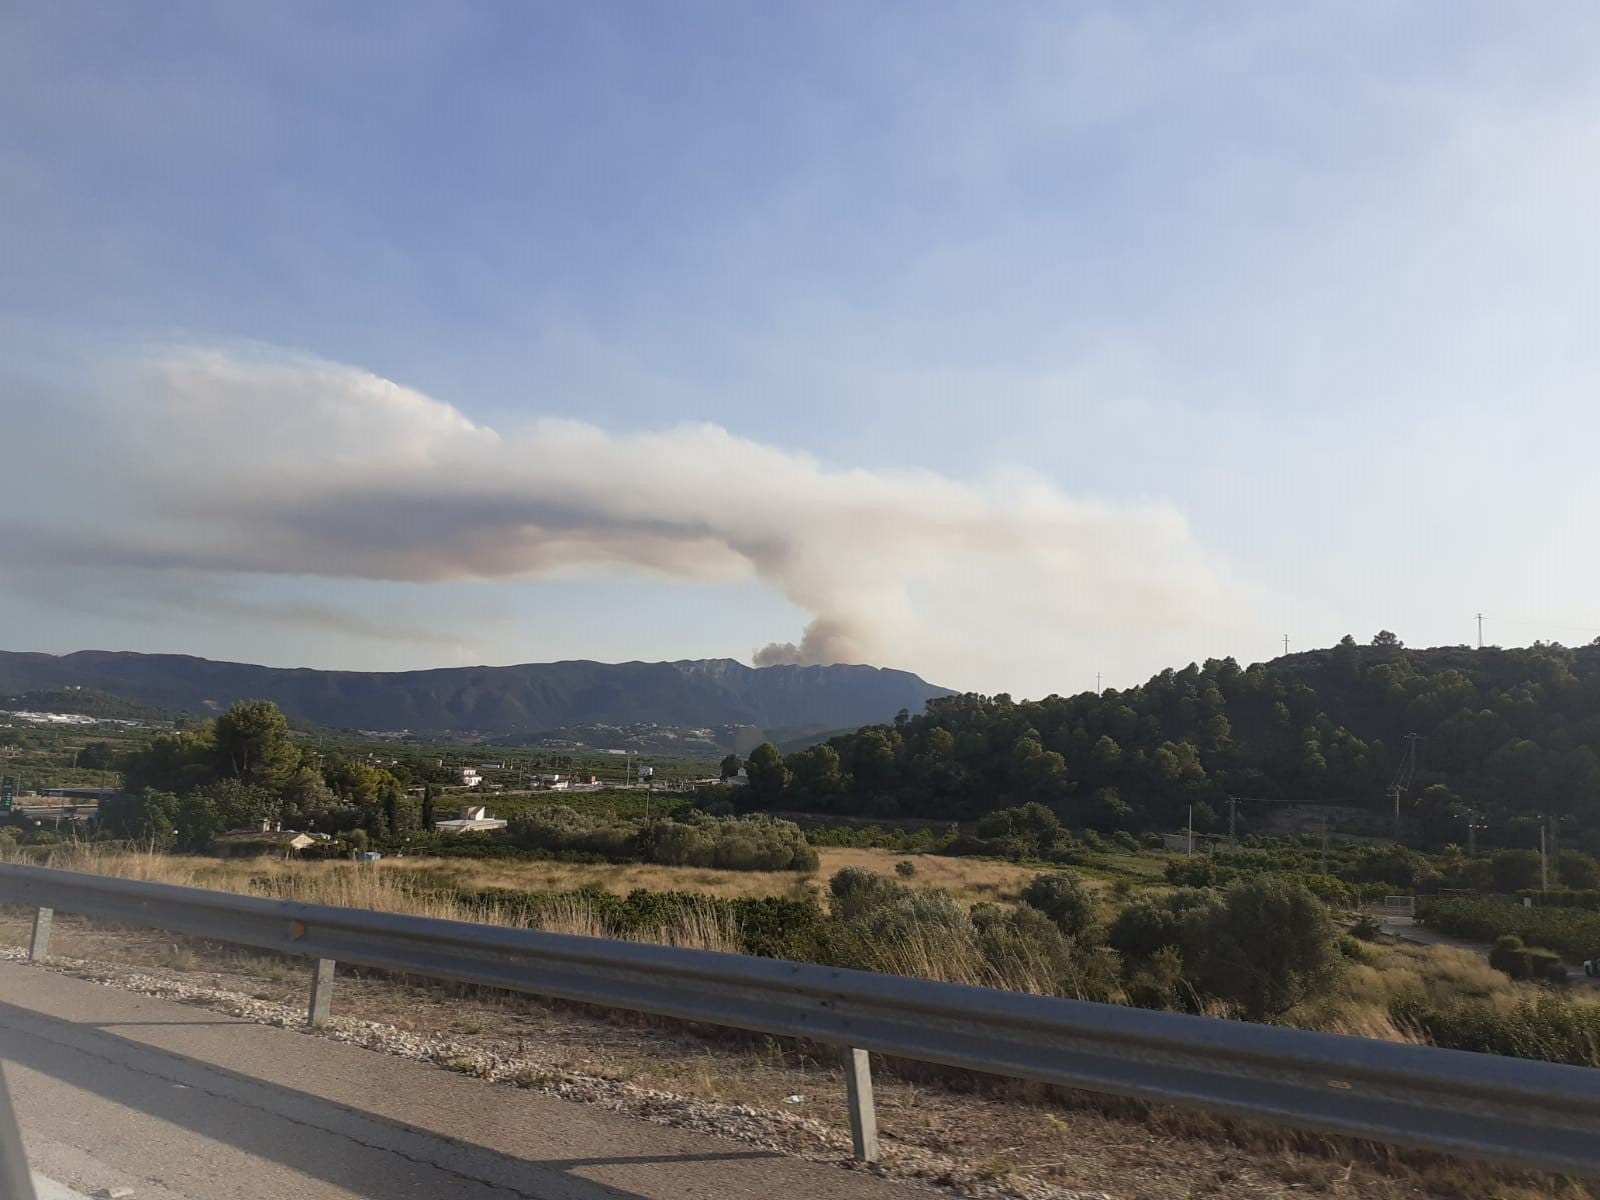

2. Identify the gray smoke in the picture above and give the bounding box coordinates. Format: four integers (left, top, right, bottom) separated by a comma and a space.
753, 617, 869, 668
1, 349, 1252, 688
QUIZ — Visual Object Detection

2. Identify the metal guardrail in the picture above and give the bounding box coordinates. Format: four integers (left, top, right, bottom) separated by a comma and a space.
3, 862, 1600, 1179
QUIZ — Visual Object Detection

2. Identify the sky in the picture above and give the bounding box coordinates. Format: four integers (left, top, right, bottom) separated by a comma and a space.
3, 2, 1599, 699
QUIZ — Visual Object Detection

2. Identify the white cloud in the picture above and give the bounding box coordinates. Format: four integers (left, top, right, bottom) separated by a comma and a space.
3, 349, 1255, 692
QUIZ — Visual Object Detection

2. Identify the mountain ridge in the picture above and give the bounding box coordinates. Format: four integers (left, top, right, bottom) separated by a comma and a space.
0, 649, 953, 735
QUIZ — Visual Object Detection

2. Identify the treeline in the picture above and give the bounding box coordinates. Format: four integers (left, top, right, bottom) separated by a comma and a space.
102, 700, 432, 850
726, 639, 1600, 849
95, 699, 816, 871
499, 807, 816, 871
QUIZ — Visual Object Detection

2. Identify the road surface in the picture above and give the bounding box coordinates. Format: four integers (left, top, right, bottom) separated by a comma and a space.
0, 961, 927, 1200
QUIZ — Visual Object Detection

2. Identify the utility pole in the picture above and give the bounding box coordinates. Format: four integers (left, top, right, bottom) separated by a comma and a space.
1476, 612, 1484, 649
1320, 815, 1329, 875
1095, 672, 1102, 693
1227, 796, 1238, 852
1282, 634, 1290, 657
1540, 817, 1549, 892
1467, 811, 1485, 857
1187, 803, 1194, 858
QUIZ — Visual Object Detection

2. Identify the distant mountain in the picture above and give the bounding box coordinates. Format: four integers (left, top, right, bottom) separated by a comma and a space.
0, 651, 952, 737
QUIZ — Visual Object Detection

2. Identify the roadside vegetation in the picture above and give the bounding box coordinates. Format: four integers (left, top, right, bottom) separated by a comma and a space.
18, 837, 1600, 1076
1419, 896, 1600, 966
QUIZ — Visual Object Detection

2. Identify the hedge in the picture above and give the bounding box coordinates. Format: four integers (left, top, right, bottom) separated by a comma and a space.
1417, 897, 1600, 965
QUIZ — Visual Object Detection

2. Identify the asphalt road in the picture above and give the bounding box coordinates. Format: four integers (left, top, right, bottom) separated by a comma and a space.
0, 961, 927, 1200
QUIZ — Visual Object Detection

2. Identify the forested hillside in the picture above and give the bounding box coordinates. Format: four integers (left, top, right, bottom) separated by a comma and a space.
746, 637, 1600, 850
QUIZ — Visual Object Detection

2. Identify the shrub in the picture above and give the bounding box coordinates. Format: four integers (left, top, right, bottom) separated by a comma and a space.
1188, 876, 1342, 1017
1486, 934, 1565, 982
970, 902, 1076, 991
894, 859, 916, 878
1108, 889, 1216, 962
503, 810, 817, 872
1019, 871, 1095, 940
827, 867, 905, 919
1111, 879, 1341, 1017
1125, 944, 1186, 1010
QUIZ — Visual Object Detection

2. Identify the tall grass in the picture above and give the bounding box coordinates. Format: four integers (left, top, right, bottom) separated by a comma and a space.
3, 841, 739, 952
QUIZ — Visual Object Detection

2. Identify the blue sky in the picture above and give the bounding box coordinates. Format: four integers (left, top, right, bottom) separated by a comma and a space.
3, 3, 1599, 697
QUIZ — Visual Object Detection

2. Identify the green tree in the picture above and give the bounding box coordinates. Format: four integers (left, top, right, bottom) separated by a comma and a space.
280, 766, 335, 825
174, 779, 279, 851
1491, 849, 1543, 893
324, 758, 392, 807
100, 788, 182, 847
213, 700, 298, 789
76, 741, 117, 770
1011, 731, 1068, 804
744, 742, 790, 806
719, 753, 743, 781
787, 743, 843, 807
118, 728, 218, 794
975, 803, 1062, 858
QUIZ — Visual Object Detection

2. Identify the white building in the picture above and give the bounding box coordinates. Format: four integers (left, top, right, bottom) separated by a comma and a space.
435, 804, 507, 833
459, 767, 482, 788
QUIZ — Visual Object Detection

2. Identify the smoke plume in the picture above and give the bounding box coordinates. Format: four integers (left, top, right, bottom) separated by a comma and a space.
1, 349, 1251, 690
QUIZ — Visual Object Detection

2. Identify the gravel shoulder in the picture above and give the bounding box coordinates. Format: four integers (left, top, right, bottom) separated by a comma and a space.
0, 912, 1572, 1200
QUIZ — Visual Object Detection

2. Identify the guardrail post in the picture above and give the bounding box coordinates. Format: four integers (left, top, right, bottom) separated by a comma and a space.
27, 908, 51, 961
308, 958, 335, 1027
844, 1046, 878, 1163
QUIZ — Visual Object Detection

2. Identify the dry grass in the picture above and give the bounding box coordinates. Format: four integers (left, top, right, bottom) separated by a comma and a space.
4, 842, 741, 952
8, 839, 1048, 907
1282, 940, 1569, 1044
814, 846, 1047, 902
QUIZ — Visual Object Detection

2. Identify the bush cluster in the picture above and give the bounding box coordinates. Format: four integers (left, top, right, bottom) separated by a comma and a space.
1109, 877, 1341, 1017
1418, 897, 1600, 965
1162, 857, 1362, 909
1516, 889, 1600, 911
1486, 934, 1565, 982
502, 809, 819, 872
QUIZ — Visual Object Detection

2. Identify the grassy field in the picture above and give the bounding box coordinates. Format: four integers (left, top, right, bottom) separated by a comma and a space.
3, 840, 1054, 906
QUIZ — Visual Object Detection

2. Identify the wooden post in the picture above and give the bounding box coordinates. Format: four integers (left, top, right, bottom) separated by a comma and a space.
308, 958, 335, 1027
27, 908, 51, 962
844, 1047, 879, 1163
